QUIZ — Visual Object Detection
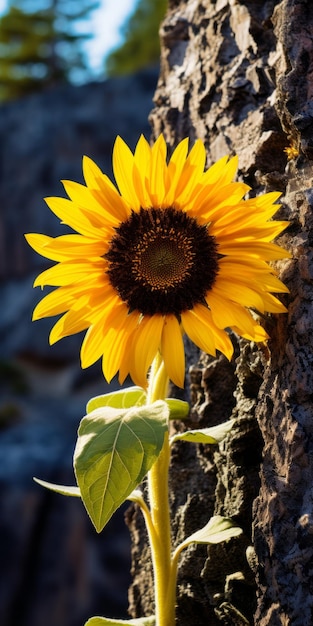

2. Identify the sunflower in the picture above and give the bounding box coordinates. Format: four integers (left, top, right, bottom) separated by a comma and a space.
26, 135, 290, 388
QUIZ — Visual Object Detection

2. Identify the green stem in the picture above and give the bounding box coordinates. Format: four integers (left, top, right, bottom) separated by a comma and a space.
146, 353, 176, 626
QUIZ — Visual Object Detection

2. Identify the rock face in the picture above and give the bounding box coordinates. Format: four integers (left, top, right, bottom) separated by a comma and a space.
125, 1, 313, 625
0, 68, 158, 626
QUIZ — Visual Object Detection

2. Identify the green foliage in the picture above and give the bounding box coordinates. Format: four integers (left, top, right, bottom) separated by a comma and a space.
87, 386, 189, 421
33, 478, 81, 497
33, 481, 145, 505
74, 400, 169, 532
177, 515, 243, 552
170, 419, 236, 445
105, 0, 167, 77
86, 386, 147, 413
34, 375, 239, 626
0, 0, 99, 101
172, 515, 243, 569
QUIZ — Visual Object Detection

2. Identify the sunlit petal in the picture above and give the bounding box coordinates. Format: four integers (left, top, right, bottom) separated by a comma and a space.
33, 260, 105, 288
161, 315, 185, 388
102, 310, 140, 383
182, 305, 234, 361
130, 316, 165, 388
113, 135, 140, 209
49, 310, 89, 345
148, 135, 167, 205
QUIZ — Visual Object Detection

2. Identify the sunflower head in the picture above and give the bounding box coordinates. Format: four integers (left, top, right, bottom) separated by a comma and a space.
106, 205, 220, 316
26, 134, 290, 388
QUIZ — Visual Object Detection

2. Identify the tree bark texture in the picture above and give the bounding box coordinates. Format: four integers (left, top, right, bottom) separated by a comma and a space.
126, 1, 313, 625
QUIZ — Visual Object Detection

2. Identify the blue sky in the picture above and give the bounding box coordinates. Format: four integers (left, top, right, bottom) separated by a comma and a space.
81, 0, 138, 74
0, 0, 138, 76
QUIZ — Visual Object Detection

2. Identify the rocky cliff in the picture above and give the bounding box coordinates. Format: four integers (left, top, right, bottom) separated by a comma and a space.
126, 1, 313, 624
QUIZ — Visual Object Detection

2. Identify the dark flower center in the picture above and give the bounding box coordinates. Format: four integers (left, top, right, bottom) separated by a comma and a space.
106, 207, 219, 316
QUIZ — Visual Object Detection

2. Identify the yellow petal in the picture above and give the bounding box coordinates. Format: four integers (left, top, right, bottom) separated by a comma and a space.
129, 315, 164, 388
207, 291, 258, 336
174, 139, 206, 204
259, 292, 288, 313
217, 240, 291, 260
92, 175, 130, 221
134, 134, 151, 178
181, 306, 216, 358
26, 233, 68, 262
192, 182, 249, 219
27, 233, 107, 262
81, 320, 107, 368
203, 154, 239, 186
190, 306, 234, 360
82, 155, 105, 188
117, 330, 135, 386
217, 260, 290, 293
248, 191, 282, 209
102, 310, 140, 383
165, 138, 189, 205
45, 196, 103, 238
232, 323, 269, 342
33, 260, 105, 288
210, 200, 282, 231
80, 293, 123, 368
32, 286, 78, 319
161, 315, 185, 388
201, 155, 229, 185
49, 310, 89, 344
113, 136, 140, 209
214, 222, 290, 242
61, 179, 120, 228
148, 134, 167, 205
212, 277, 266, 312
132, 135, 152, 207
196, 156, 238, 194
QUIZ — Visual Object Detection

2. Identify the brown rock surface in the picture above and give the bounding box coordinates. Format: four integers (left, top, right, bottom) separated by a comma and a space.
126, 1, 313, 625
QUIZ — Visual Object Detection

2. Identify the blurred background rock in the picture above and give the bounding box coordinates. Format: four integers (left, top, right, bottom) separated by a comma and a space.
0, 0, 165, 624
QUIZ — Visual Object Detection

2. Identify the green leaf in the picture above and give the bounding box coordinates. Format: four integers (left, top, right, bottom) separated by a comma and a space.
33, 481, 146, 508
166, 398, 189, 420
85, 616, 155, 626
170, 419, 235, 445
86, 386, 147, 414
178, 515, 242, 553
33, 477, 81, 497
86, 389, 189, 421
74, 401, 169, 532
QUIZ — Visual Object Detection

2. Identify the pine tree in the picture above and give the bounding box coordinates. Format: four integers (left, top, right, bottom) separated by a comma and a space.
105, 0, 167, 77
0, 0, 99, 102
